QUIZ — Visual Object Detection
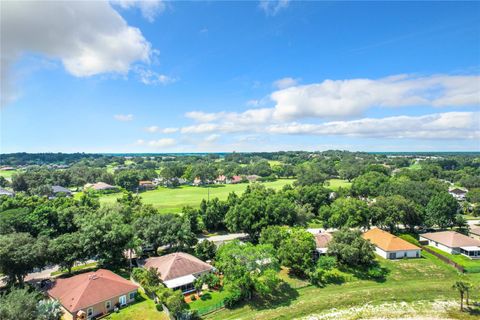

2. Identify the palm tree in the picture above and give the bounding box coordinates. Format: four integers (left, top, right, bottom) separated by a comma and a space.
452, 280, 471, 311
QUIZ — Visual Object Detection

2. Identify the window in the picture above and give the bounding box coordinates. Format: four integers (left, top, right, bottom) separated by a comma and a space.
87, 308, 93, 317
129, 292, 136, 300
105, 301, 111, 310
119, 295, 127, 306
389, 252, 396, 259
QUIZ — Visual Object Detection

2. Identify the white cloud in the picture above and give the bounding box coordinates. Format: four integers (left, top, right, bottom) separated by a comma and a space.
270, 74, 480, 120
145, 126, 178, 133
273, 77, 299, 89
136, 138, 176, 148
259, 0, 290, 16
205, 134, 221, 143
1, 1, 153, 106
114, 114, 134, 121
135, 67, 176, 85
113, 0, 166, 22
185, 108, 274, 125
266, 112, 480, 140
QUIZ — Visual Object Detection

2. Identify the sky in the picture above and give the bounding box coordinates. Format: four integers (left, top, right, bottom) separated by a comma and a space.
1, 0, 479, 153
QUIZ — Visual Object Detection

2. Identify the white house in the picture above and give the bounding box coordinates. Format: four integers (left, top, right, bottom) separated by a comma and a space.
420, 231, 480, 259
363, 228, 421, 259
448, 187, 468, 201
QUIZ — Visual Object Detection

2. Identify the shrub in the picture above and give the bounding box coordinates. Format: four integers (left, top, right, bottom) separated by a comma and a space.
367, 266, 387, 280
190, 295, 196, 301
316, 255, 337, 270
223, 287, 242, 308
323, 269, 346, 284
155, 304, 163, 312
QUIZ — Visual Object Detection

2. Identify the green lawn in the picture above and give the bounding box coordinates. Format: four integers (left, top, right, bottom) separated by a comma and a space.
425, 246, 480, 273
408, 162, 423, 170
267, 160, 282, 166
51, 262, 98, 276
104, 290, 168, 320
0, 169, 18, 179
206, 254, 480, 320
188, 289, 229, 312
96, 179, 295, 213
325, 178, 352, 191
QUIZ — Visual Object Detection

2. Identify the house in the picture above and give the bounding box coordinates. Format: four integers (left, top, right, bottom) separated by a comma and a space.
470, 227, 480, 241
0, 166, 15, 171
215, 175, 227, 184
449, 187, 468, 201
84, 182, 116, 191
314, 232, 333, 255
47, 269, 138, 320
51, 185, 72, 197
193, 177, 202, 186
230, 175, 243, 184
420, 231, 480, 259
0, 187, 14, 197
138, 180, 155, 190
246, 175, 261, 182
144, 252, 214, 294
363, 228, 421, 259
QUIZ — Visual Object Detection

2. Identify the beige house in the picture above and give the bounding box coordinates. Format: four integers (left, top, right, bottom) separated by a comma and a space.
420, 231, 480, 259
48, 269, 138, 320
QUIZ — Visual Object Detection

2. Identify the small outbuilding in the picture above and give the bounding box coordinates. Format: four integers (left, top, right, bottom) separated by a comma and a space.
363, 228, 421, 259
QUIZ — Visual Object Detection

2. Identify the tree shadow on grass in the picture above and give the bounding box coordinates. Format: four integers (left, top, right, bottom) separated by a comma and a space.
234, 281, 299, 311
200, 293, 212, 301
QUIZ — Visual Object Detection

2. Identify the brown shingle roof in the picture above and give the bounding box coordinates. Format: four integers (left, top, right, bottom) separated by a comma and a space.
314, 232, 332, 249
363, 228, 420, 251
47, 269, 138, 313
144, 252, 213, 281
421, 231, 480, 248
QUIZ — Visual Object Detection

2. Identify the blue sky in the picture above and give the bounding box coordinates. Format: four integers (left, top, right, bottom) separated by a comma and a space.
1, 1, 479, 153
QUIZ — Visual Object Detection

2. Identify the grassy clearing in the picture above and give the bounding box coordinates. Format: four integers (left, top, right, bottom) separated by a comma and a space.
325, 179, 352, 191
188, 289, 229, 311
409, 162, 423, 170
104, 290, 168, 320
425, 246, 480, 273
268, 160, 283, 166
0, 169, 18, 179
51, 262, 98, 276
97, 179, 294, 213
206, 254, 480, 320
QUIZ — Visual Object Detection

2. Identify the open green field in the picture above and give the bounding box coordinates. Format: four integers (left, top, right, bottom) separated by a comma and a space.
0, 169, 18, 179
104, 290, 168, 320
325, 178, 352, 191
206, 252, 480, 320
426, 246, 480, 273
267, 160, 282, 166
408, 162, 423, 170
92, 179, 295, 213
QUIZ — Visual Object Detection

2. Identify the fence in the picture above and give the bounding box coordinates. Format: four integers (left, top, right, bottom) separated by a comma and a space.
196, 300, 225, 316
422, 246, 465, 273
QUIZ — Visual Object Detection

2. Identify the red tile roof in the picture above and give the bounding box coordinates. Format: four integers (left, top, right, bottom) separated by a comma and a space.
421, 231, 480, 248
47, 269, 138, 313
314, 232, 332, 248
144, 252, 213, 281
363, 228, 421, 251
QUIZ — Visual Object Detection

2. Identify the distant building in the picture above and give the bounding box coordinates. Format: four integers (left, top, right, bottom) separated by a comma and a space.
84, 182, 116, 191
193, 177, 202, 186
215, 175, 227, 184
138, 180, 155, 190
0, 187, 14, 197
0, 166, 15, 171
449, 188, 468, 201
420, 231, 480, 259
144, 252, 214, 294
51, 185, 72, 197
246, 175, 260, 182
230, 175, 243, 184
363, 228, 421, 259
47, 269, 138, 320
314, 232, 333, 255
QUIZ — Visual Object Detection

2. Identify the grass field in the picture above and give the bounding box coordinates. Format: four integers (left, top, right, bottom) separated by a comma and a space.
188, 289, 229, 312
94, 179, 295, 213
426, 246, 480, 273
104, 290, 168, 320
325, 179, 352, 191
408, 162, 423, 170
206, 253, 480, 320
0, 169, 18, 179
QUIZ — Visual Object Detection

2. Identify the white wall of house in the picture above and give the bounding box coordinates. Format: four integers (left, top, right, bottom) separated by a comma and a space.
374, 247, 421, 259
419, 237, 456, 254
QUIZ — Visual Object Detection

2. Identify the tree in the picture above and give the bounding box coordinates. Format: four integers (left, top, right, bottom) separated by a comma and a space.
201, 198, 229, 231
195, 240, 216, 261
36, 300, 62, 320
452, 280, 472, 311
466, 188, 480, 203
49, 232, 86, 274
76, 206, 133, 267
372, 195, 423, 232
295, 184, 331, 214
115, 170, 139, 191
0, 233, 48, 286
327, 228, 375, 268
0, 288, 39, 320
319, 197, 370, 229
425, 192, 459, 228
294, 162, 328, 186
277, 228, 316, 276
351, 172, 389, 197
